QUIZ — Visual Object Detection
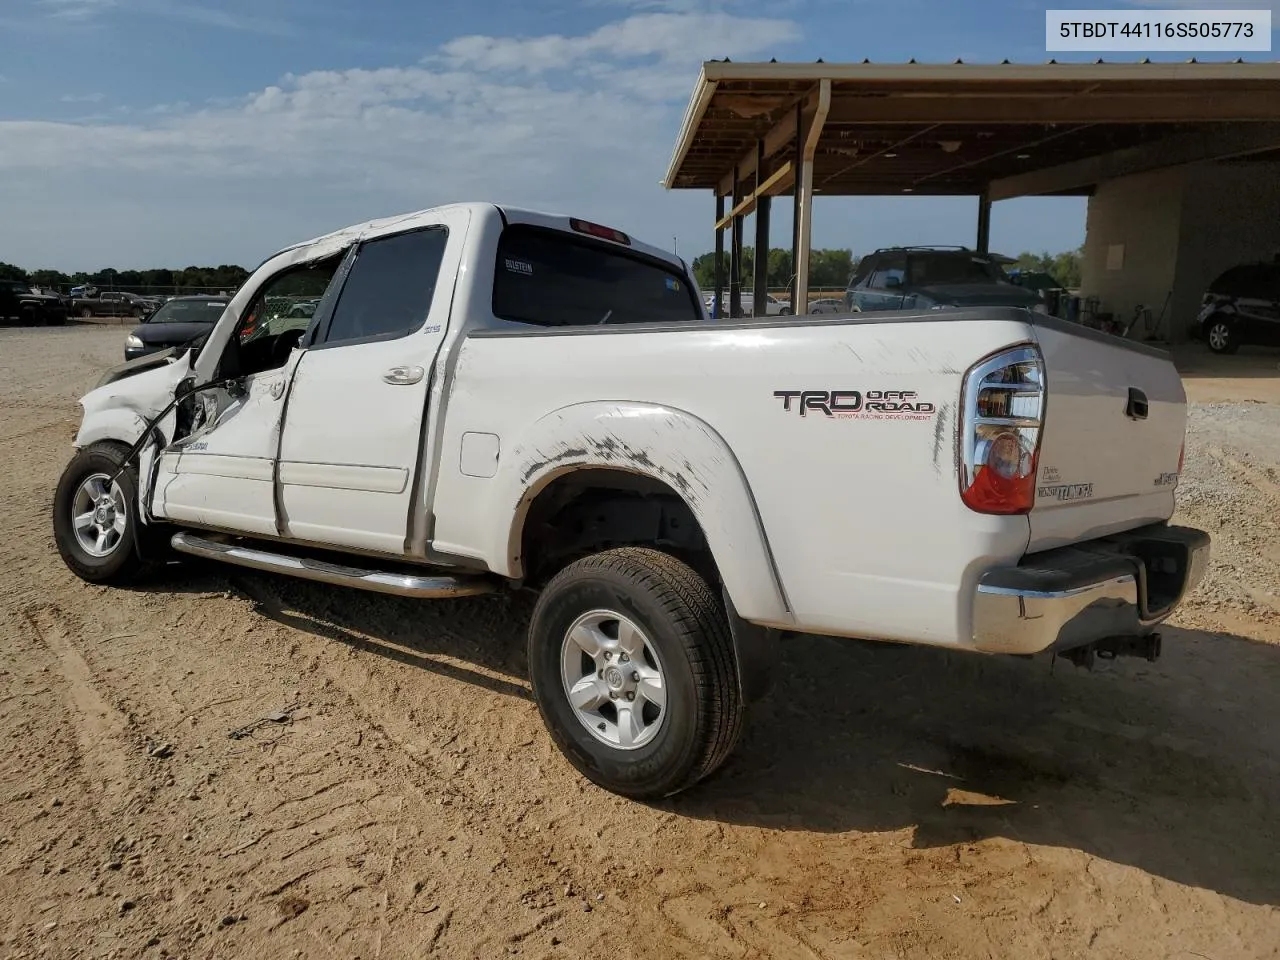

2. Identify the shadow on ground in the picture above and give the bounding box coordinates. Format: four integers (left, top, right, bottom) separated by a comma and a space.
167, 563, 1280, 908
675, 627, 1280, 908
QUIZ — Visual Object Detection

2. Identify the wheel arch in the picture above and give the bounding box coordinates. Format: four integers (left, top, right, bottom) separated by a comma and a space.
496, 401, 791, 628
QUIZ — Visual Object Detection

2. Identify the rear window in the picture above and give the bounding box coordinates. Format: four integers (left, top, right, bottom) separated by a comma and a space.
492, 225, 699, 327
908, 253, 1007, 286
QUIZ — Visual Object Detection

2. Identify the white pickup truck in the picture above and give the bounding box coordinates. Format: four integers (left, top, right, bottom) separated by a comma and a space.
53, 202, 1209, 799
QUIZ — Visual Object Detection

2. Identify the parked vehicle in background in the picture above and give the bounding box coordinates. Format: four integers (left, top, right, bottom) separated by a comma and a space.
123, 295, 230, 361
286, 298, 322, 319
808, 298, 845, 314
0, 279, 69, 326
1195, 260, 1280, 354
845, 247, 1046, 314
53, 202, 1207, 800
704, 291, 789, 317
69, 290, 155, 320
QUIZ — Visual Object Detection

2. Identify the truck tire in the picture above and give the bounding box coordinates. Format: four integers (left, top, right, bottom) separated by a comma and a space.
80, 308, 92, 320
52, 442, 151, 585
527, 547, 743, 799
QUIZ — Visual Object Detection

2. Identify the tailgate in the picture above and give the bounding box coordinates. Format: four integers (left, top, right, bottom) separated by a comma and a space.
1027, 319, 1185, 552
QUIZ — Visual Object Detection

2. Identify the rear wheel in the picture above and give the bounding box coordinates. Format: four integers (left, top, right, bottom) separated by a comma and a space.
527, 547, 743, 799
53, 443, 151, 585
1205, 315, 1240, 354
79, 307, 92, 320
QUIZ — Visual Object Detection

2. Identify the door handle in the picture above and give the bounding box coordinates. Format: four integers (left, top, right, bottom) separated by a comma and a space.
383, 365, 425, 386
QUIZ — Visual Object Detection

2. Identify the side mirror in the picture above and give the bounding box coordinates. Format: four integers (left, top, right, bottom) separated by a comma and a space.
885, 276, 903, 290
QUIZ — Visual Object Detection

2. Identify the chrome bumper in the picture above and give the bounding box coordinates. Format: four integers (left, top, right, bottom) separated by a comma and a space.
972, 524, 1211, 656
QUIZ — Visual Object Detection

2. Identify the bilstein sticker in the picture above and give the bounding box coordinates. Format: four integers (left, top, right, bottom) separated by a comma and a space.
1038, 482, 1094, 502
774, 389, 936, 420
504, 258, 533, 275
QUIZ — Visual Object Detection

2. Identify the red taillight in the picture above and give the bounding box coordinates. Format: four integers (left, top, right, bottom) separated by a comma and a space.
959, 346, 1045, 515
569, 218, 631, 245
1178, 440, 1185, 473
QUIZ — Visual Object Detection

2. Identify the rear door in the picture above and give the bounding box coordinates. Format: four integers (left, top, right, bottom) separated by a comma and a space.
1026, 320, 1187, 552
277, 208, 469, 555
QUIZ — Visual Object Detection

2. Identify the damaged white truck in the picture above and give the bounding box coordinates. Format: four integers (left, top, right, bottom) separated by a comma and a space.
53, 203, 1210, 798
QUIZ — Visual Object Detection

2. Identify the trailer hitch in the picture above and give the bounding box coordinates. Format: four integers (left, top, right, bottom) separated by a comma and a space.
1060, 633, 1163, 671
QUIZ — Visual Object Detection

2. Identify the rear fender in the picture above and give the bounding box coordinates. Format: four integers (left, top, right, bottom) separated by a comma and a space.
496, 401, 792, 627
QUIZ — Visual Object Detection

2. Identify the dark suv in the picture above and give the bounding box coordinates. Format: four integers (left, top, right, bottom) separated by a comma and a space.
1195, 261, 1280, 354
844, 246, 1045, 314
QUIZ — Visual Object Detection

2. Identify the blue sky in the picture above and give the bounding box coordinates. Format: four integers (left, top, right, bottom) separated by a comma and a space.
0, 0, 1274, 271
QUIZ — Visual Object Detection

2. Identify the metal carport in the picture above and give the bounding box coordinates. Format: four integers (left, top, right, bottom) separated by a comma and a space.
662, 60, 1280, 326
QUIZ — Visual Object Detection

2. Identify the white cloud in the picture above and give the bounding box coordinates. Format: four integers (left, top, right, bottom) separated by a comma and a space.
0, 10, 800, 268
41, 0, 117, 19
35, 0, 291, 33
436, 12, 798, 73
60, 92, 106, 103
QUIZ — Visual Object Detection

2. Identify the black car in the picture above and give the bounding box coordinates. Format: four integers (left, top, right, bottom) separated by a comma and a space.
123, 295, 229, 361
0, 280, 69, 326
844, 246, 1046, 314
1195, 261, 1280, 354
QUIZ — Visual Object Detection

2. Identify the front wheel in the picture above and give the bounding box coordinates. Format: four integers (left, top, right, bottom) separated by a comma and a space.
79, 308, 92, 320
53, 443, 150, 585
527, 548, 743, 799
1204, 315, 1240, 354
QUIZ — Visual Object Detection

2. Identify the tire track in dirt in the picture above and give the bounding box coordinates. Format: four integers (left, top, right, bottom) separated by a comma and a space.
15, 601, 134, 820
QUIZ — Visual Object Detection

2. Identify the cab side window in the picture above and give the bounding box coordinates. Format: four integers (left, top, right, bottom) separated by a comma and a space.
318, 227, 449, 347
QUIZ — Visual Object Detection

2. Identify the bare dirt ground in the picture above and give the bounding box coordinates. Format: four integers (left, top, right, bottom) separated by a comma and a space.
1, 325, 1278, 960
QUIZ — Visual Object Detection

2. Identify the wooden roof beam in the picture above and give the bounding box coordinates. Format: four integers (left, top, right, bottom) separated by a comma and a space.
988, 121, 1280, 200
822, 91, 1280, 124
713, 162, 795, 230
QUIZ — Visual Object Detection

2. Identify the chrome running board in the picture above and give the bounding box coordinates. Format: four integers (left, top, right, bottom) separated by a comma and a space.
170, 532, 497, 599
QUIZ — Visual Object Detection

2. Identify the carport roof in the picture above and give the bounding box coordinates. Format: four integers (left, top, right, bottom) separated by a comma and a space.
663, 60, 1280, 200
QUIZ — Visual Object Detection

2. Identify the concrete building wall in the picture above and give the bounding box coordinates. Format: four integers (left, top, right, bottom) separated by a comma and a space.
1079, 160, 1280, 343
1079, 168, 1186, 337
1171, 160, 1280, 340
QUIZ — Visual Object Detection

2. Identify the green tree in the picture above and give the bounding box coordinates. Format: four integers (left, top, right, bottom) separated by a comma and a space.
809, 249, 855, 289
0, 262, 28, 283
691, 246, 853, 292
766, 248, 793, 288
29, 269, 70, 290
1015, 246, 1082, 288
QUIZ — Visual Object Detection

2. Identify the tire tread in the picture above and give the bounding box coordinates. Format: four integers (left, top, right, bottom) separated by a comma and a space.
530, 547, 744, 797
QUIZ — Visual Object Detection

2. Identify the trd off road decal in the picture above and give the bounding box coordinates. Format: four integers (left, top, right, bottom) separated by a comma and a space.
773, 389, 936, 421
1153, 472, 1178, 487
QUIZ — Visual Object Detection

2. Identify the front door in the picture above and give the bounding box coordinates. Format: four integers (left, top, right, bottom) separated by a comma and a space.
151, 258, 342, 535
277, 210, 468, 555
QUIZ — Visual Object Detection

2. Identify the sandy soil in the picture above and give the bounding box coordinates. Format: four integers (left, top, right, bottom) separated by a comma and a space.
1, 325, 1278, 960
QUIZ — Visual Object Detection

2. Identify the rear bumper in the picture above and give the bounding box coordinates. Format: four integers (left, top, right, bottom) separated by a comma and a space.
972, 523, 1210, 655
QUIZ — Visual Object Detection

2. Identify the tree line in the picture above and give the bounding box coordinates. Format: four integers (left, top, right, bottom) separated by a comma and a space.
0, 261, 251, 295
690, 247, 855, 292
691, 245, 1084, 292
